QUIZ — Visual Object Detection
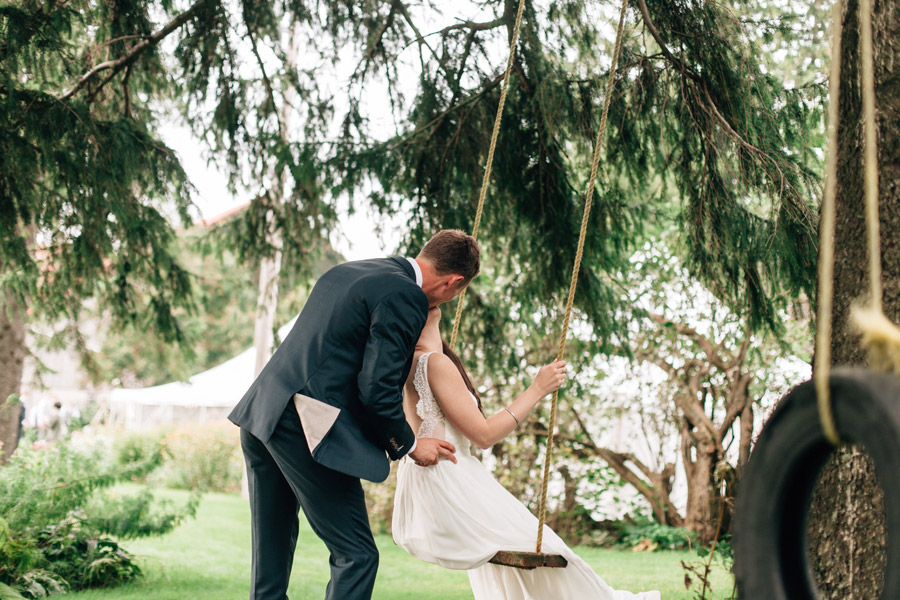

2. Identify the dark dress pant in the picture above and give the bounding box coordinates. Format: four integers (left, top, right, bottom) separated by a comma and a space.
240, 403, 379, 600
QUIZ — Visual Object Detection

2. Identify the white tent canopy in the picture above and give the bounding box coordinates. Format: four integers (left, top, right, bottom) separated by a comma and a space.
108, 316, 298, 429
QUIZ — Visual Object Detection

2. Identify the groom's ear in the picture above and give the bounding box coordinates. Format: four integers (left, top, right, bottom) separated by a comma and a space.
447, 274, 466, 290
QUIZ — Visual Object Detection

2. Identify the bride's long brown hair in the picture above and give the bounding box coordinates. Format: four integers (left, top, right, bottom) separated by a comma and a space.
441, 340, 484, 414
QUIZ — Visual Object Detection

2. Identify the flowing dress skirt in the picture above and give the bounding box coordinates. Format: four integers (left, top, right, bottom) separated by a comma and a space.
393, 454, 661, 600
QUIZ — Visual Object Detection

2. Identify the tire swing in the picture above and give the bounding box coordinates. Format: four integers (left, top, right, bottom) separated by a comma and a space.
445, 0, 630, 571
733, 372, 900, 599
734, 2, 900, 598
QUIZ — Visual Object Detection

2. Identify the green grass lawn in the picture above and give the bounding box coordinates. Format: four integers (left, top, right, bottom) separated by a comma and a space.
67, 489, 734, 599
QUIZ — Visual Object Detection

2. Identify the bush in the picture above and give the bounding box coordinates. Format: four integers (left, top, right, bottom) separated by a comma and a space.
152, 423, 242, 493
112, 432, 165, 482
37, 514, 141, 591
616, 516, 697, 551
0, 444, 197, 597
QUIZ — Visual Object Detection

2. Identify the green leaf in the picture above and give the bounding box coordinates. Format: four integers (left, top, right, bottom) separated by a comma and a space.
0, 583, 25, 600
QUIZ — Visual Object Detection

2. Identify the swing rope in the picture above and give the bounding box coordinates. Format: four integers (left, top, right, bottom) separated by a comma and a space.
813, 1, 843, 446
448, 0, 527, 351
815, 0, 900, 445
535, 0, 629, 553
445, 0, 629, 557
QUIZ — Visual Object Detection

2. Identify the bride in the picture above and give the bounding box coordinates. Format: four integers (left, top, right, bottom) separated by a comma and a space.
392, 308, 660, 600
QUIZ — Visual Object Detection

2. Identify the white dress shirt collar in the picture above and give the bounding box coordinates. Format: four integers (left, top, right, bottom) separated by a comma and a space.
406, 257, 423, 287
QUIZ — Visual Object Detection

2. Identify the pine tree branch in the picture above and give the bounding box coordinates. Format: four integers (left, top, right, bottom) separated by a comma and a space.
122, 64, 133, 117
0, 0, 68, 61
635, 0, 770, 161
392, 0, 455, 83
635, 0, 698, 81
58, 0, 210, 102
240, 1, 283, 137
357, 3, 399, 75
387, 72, 505, 151
432, 18, 506, 37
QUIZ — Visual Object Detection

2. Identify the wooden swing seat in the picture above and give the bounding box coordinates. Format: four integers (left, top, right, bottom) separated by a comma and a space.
449, 0, 625, 577
488, 551, 568, 570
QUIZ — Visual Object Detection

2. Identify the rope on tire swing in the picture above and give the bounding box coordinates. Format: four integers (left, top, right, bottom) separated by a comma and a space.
447, 0, 630, 569
815, 0, 900, 446
734, 4, 900, 597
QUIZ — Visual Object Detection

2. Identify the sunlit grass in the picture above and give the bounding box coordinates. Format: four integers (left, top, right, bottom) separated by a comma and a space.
67, 488, 734, 599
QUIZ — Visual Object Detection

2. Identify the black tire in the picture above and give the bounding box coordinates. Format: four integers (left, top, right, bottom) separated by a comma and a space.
734, 367, 900, 600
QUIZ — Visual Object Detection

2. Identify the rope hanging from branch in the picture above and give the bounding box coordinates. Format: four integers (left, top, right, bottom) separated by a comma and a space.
448, 0, 527, 351
535, 0, 629, 553
445, 0, 630, 560
813, 1, 843, 446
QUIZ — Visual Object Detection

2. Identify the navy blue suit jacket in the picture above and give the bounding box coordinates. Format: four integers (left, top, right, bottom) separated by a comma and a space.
228, 256, 428, 482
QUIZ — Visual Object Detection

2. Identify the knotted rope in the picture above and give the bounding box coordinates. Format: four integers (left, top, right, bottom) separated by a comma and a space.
815, 0, 900, 444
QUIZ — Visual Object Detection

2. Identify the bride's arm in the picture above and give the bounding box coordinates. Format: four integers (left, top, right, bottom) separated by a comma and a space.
427, 354, 566, 450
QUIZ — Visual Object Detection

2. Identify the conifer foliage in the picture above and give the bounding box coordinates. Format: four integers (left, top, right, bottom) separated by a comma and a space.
0, 1, 209, 461
0, 1, 822, 463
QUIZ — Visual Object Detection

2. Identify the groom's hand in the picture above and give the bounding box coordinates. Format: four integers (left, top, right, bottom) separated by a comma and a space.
409, 438, 457, 466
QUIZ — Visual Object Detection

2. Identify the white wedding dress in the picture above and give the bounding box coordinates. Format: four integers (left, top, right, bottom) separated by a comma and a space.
392, 352, 660, 600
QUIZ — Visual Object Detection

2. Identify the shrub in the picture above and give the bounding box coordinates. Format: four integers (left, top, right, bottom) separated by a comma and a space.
112, 432, 165, 482
616, 516, 697, 551
37, 514, 141, 591
152, 423, 242, 493
0, 444, 196, 597
85, 489, 198, 539
7, 569, 66, 599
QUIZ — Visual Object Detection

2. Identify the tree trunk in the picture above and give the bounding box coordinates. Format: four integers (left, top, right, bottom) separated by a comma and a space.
683, 446, 719, 543
807, 0, 899, 596
590, 446, 683, 528
242, 21, 301, 499
0, 294, 26, 464
253, 232, 283, 377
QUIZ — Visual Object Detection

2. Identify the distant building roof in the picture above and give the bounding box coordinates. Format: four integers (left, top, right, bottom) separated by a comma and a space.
194, 201, 250, 228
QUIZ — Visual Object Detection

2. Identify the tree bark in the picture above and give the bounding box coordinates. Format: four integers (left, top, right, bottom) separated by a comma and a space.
241, 20, 302, 500
253, 228, 283, 378
807, 0, 899, 596
683, 444, 720, 543
0, 294, 26, 464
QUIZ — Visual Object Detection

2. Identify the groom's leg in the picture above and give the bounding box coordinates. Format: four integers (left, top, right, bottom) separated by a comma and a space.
266, 405, 379, 600
241, 428, 300, 600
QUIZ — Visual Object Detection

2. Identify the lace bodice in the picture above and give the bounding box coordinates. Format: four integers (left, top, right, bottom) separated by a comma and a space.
413, 352, 472, 458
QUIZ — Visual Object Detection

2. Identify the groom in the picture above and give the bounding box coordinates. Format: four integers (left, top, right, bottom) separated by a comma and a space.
229, 229, 481, 600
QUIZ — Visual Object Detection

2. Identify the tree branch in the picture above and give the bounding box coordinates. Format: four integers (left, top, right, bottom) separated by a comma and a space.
386, 72, 505, 151
122, 64, 133, 117
646, 311, 729, 370
392, 0, 454, 83
241, 1, 283, 137
737, 401, 753, 476
566, 412, 683, 525
635, 0, 770, 161
635, 347, 718, 440
357, 3, 399, 76
59, 0, 210, 102
432, 18, 506, 38
718, 372, 752, 440
635, 0, 698, 81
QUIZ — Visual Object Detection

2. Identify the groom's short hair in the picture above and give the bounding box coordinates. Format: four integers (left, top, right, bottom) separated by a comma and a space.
418, 229, 480, 284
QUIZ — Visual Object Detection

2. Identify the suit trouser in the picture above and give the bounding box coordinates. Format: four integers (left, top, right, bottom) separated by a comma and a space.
240, 403, 379, 600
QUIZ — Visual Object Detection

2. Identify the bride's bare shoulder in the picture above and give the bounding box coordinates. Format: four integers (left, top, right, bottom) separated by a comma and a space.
425, 352, 465, 386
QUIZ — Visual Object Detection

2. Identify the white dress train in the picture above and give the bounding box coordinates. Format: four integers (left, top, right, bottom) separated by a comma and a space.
392, 352, 660, 600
